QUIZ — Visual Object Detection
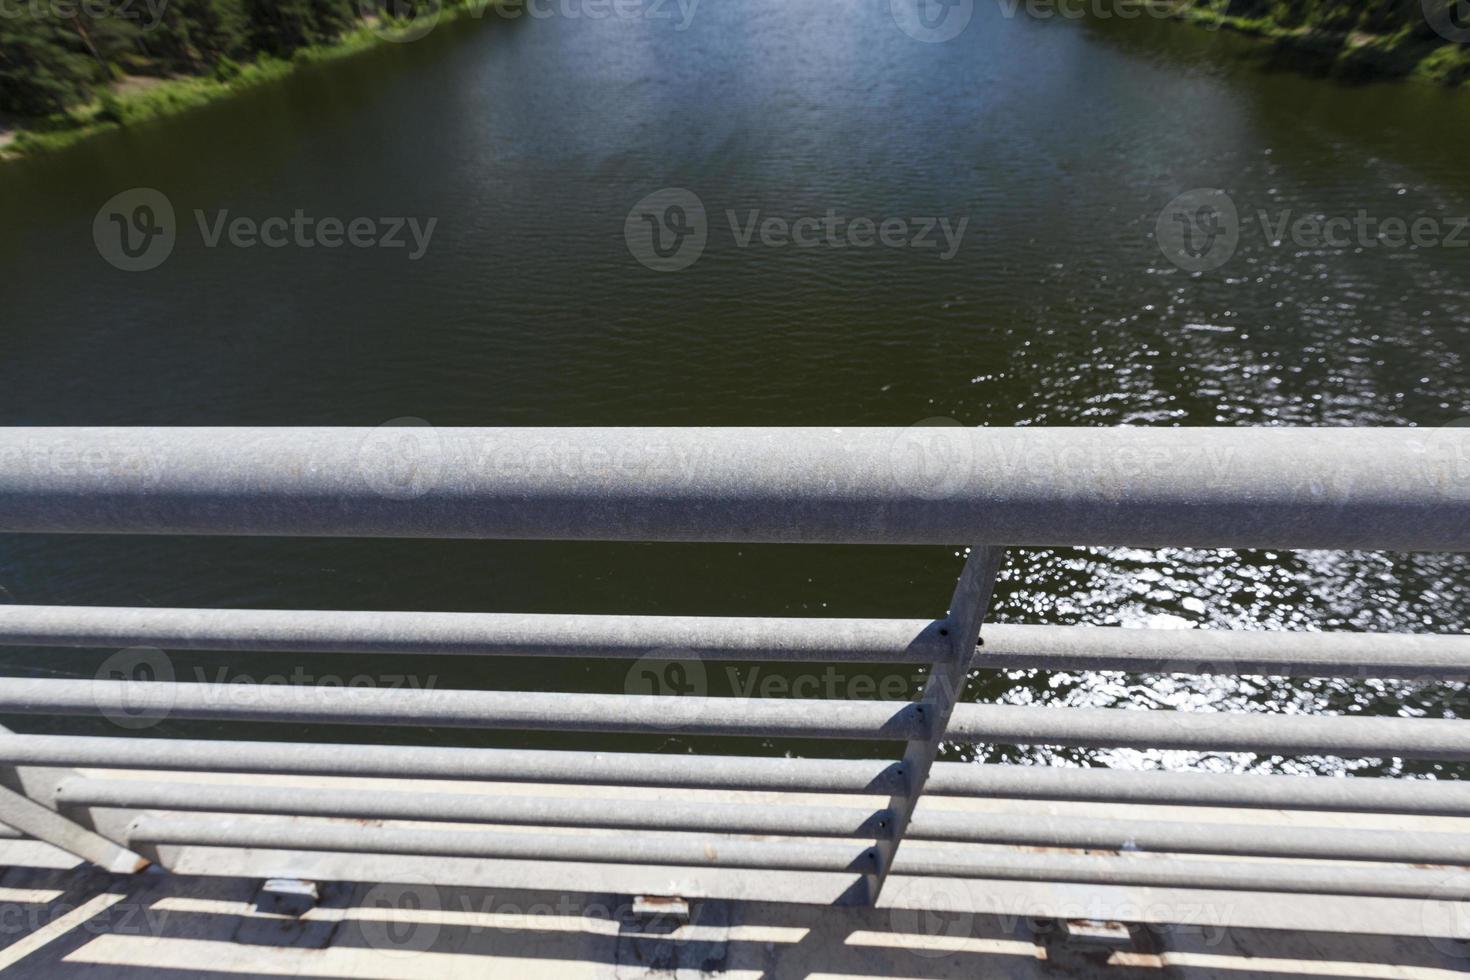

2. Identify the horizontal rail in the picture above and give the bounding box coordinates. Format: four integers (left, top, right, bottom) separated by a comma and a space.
4, 606, 1466, 679
117, 814, 1470, 902
948, 703, 1470, 760
906, 810, 1470, 865
126, 816, 877, 873
7, 682, 1467, 758
56, 778, 891, 838
59, 777, 1470, 865
894, 847, 1470, 901
983, 624, 1470, 679
8, 734, 1468, 816
0, 734, 907, 794
0, 428, 1465, 550
924, 762, 1470, 815
0, 606, 944, 663
0, 680, 927, 740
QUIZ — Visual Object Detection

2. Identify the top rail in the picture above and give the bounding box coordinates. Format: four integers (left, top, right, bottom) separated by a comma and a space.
0, 428, 1465, 549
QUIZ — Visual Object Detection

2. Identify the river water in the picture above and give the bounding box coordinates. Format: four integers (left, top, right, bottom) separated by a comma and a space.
1, 1, 1468, 774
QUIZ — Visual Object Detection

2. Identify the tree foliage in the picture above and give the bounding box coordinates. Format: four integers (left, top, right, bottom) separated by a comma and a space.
0, 0, 367, 118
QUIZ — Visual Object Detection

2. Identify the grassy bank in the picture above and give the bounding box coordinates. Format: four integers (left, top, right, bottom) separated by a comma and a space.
0, 3, 496, 162
1174, 0, 1470, 87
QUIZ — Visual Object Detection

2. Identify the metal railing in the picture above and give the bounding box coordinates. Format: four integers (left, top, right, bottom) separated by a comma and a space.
0, 428, 1467, 919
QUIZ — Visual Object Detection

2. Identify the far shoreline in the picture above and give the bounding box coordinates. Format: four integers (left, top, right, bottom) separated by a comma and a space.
1164, 0, 1470, 87
4, 0, 1465, 164
0, 2, 506, 164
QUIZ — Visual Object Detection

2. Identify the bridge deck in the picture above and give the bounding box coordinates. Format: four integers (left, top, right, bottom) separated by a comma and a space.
0, 772, 1467, 976
0, 836, 1463, 979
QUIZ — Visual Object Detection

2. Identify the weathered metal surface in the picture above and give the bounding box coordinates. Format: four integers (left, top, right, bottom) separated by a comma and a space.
869, 545, 1004, 903
0, 425, 1466, 929
0, 427, 1465, 550
946, 702, 1470, 759
0, 679, 927, 739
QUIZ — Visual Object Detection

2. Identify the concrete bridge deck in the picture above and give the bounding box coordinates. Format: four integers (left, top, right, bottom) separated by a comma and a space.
0, 839, 1465, 980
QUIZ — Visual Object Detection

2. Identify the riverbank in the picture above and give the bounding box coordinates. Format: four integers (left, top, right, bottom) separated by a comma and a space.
0, 3, 497, 163
1174, 0, 1470, 87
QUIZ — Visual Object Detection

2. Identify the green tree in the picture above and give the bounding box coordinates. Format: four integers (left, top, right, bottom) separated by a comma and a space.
0, 14, 101, 115
244, 0, 355, 56
134, 0, 252, 74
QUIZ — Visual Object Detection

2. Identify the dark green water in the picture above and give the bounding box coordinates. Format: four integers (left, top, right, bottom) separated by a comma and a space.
1, 2, 1468, 774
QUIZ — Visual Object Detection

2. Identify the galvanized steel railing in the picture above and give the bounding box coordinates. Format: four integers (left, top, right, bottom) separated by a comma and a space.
0, 427, 1467, 916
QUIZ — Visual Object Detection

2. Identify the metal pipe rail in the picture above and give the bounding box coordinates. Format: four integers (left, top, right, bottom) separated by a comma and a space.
0, 733, 911, 793
0, 427, 1466, 550
5, 679, 1468, 759
5, 605, 1469, 676
6, 732, 1470, 814
892, 847, 1470, 902
0, 679, 929, 740
945, 703, 1470, 760
56, 778, 891, 839
0, 427, 1467, 926
125, 815, 881, 874
923, 760, 1470, 815
116, 816, 1470, 903
52, 776, 1470, 865
0, 606, 950, 663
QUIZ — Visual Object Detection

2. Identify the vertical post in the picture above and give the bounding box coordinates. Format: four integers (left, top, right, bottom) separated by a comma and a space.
0, 726, 148, 873
0, 781, 147, 872
865, 545, 1005, 905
